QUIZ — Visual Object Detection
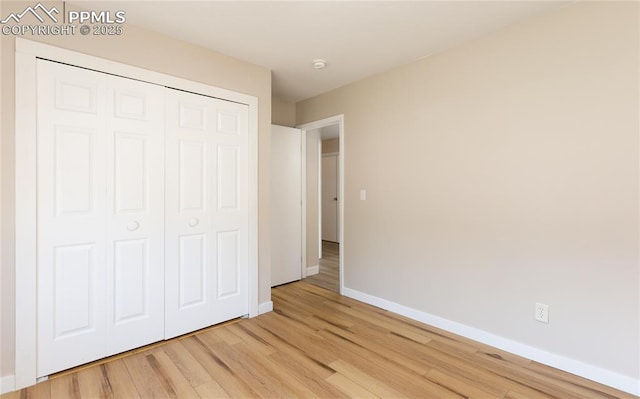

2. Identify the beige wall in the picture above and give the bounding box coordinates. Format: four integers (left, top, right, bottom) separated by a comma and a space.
322, 138, 339, 154
1, 1, 272, 379
297, 1, 639, 379
272, 97, 296, 127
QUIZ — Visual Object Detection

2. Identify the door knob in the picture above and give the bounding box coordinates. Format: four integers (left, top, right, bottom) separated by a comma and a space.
189, 218, 199, 227
126, 221, 140, 231
333, 197, 338, 201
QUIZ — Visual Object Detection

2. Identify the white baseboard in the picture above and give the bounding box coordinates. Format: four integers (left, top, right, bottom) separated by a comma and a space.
306, 265, 319, 276
0, 374, 15, 395
258, 301, 273, 315
342, 287, 640, 397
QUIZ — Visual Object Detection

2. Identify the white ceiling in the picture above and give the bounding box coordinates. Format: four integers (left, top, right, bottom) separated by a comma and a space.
79, 1, 567, 103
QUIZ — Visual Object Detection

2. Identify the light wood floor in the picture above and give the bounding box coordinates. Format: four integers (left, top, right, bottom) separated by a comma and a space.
3, 281, 635, 399
304, 241, 339, 293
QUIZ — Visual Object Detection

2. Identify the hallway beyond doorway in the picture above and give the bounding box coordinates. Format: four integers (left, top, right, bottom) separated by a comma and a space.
304, 241, 339, 292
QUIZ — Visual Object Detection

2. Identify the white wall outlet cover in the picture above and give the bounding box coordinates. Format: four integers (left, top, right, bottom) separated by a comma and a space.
360, 189, 366, 201
535, 302, 549, 324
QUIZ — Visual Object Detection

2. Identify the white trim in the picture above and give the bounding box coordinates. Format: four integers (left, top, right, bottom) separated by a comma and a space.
306, 265, 319, 276
258, 301, 273, 315
14, 38, 260, 389
298, 115, 344, 295
0, 375, 16, 395
301, 131, 307, 279
15, 47, 38, 390
342, 287, 640, 397
318, 141, 322, 259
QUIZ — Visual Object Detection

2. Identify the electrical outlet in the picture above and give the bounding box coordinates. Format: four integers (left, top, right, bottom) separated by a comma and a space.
535, 303, 549, 324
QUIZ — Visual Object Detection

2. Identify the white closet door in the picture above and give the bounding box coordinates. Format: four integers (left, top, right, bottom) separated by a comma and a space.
36, 60, 165, 376
36, 60, 109, 376
270, 125, 302, 286
105, 75, 165, 356
165, 90, 249, 339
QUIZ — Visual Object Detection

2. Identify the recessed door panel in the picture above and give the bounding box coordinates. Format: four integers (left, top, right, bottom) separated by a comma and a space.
217, 231, 239, 298
217, 146, 239, 210
179, 234, 206, 308
114, 133, 147, 214
53, 244, 96, 338
179, 103, 206, 130
179, 141, 206, 212
55, 127, 94, 215
113, 239, 148, 323
115, 91, 147, 120
217, 111, 238, 135
55, 80, 97, 114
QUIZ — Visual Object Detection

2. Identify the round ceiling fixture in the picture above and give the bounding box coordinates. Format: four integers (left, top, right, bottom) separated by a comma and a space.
313, 59, 327, 69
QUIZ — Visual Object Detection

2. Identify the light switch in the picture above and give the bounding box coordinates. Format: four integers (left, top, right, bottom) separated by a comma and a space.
360, 189, 367, 201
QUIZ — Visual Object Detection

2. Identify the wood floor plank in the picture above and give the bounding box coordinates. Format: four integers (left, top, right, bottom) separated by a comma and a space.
102, 360, 141, 399
238, 318, 337, 379
156, 340, 212, 388
196, 339, 295, 398
329, 359, 409, 398
75, 364, 114, 398
232, 341, 322, 398
146, 351, 201, 399
266, 350, 351, 399
426, 368, 508, 398
326, 372, 381, 399
253, 311, 339, 366
211, 326, 243, 346
321, 298, 434, 344
273, 288, 356, 330
194, 380, 231, 399
6, 378, 52, 399
449, 348, 591, 399
181, 335, 260, 398
49, 373, 82, 399
225, 323, 277, 356
504, 390, 537, 399
317, 326, 465, 399
325, 323, 432, 375
123, 352, 171, 399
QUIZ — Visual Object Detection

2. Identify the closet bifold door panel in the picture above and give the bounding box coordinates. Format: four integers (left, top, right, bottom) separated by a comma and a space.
105, 72, 165, 356
164, 90, 250, 339
36, 60, 165, 377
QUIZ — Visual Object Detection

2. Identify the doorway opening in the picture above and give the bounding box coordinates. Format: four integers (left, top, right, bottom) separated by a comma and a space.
298, 116, 343, 294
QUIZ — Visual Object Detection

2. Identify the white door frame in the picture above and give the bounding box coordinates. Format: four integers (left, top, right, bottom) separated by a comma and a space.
14, 38, 259, 389
297, 115, 344, 294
